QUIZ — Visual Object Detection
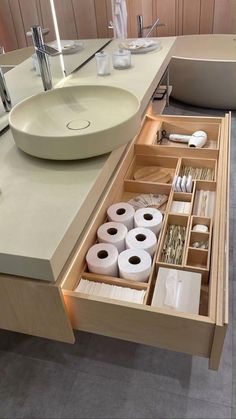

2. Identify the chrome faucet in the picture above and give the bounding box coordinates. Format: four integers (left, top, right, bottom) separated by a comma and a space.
0, 68, 12, 112
31, 25, 59, 91
137, 15, 166, 38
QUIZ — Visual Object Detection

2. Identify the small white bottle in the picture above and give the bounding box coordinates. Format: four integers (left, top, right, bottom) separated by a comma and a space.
95, 51, 110, 76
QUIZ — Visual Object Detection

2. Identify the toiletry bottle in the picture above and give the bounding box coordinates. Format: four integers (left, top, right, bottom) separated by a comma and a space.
95, 51, 110, 76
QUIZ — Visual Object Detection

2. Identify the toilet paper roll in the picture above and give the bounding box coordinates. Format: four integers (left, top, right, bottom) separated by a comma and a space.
118, 249, 152, 282
125, 227, 157, 257
134, 207, 163, 235
107, 202, 135, 230
97, 222, 128, 253
86, 243, 119, 277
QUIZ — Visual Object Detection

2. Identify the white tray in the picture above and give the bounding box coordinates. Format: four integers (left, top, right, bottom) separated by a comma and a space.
50, 40, 84, 55
120, 39, 161, 54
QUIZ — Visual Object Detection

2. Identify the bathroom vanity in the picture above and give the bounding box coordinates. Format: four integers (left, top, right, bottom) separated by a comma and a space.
0, 37, 229, 370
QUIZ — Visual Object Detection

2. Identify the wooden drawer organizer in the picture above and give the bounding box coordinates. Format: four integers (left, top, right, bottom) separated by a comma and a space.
61, 113, 230, 370
135, 114, 221, 159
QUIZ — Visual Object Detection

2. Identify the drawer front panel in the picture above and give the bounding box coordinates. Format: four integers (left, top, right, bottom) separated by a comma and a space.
64, 292, 214, 358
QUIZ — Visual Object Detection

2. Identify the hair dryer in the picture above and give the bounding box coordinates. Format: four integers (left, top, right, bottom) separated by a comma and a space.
168, 131, 207, 148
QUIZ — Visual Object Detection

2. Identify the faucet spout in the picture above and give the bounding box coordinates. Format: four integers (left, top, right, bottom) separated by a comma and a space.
136, 15, 167, 38
31, 25, 59, 91
0, 68, 12, 112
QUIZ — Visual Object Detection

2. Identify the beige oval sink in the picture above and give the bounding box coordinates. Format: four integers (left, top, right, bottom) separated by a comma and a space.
9, 85, 140, 160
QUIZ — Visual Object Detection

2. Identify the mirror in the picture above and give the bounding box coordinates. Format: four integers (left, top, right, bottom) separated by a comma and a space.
0, 0, 113, 129
50, 0, 113, 76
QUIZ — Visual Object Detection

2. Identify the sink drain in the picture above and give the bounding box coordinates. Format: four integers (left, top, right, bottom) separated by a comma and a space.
66, 119, 90, 130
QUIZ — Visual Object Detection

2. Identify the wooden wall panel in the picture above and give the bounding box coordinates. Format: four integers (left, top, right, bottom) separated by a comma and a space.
0, 0, 18, 50
176, 0, 183, 35
153, 0, 176, 37
94, 0, 109, 38
53, 0, 77, 39
200, 0, 215, 34
182, 0, 201, 34
2, 0, 236, 52
141, 0, 154, 30
18, 0, 42, 45
72, 0, 97, 39
106, 0, 115, 38
38, 0, 56, 42
8, 0, 27, 48
126, 0, 153, 38
213, 0, 236, 33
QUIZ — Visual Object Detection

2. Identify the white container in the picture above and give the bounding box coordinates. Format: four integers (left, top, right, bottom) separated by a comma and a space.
95, 51, 110, 76
112, 49, 131, 69
151, 267, 201, 314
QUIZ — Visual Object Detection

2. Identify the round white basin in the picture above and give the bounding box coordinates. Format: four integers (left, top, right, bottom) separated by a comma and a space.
9, 85, 140, 160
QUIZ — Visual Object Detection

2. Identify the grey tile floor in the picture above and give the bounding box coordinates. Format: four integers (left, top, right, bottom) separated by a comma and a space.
0, 99, 234, 419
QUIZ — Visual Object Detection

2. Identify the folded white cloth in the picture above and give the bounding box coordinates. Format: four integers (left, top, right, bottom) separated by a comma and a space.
128, 39, 156, 48
120, 39, 157, 51
75, 278, 146, 304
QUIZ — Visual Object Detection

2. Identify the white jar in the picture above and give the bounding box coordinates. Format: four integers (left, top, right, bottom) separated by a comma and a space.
112, 49, 131, 70
95, 51, 110, 76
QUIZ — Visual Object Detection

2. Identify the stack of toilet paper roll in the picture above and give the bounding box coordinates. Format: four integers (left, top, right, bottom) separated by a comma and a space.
86, 202, 163, 283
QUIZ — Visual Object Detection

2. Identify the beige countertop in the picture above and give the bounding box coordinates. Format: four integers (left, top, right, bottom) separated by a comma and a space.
0, 36, 176, 282
61, 37, 176, 115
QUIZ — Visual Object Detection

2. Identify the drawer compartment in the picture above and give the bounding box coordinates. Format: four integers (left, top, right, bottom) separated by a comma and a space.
61, 113, 230, 370
135, 114, 223, 158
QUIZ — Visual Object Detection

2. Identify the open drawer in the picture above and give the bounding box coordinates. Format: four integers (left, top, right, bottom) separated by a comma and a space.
61, 113, 230, 370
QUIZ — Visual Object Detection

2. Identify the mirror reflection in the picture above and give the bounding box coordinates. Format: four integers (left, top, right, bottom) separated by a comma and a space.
0, 0, 113, 96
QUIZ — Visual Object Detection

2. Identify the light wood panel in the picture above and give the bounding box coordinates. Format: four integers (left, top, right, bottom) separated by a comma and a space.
0, 273, 74, 343
209, 114, 230, 370
200, 0, 215, 34
213, 0, 236, 33
126, 0, 153, 38
2, 0, 236, 52
53, 0, 77, 40
106, 0, 115, 38
39, 0, 56, 42
0, 0, 18, 50
72, 0, 98, 39
94, 0, 109, 38
182, 0, 201, 34
18, 0, 42, 46
176, 0, 183, 35
64, 292, 215, 357
153, 0, 176, 37
9, 0, 27, 48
